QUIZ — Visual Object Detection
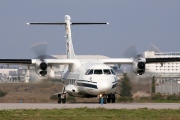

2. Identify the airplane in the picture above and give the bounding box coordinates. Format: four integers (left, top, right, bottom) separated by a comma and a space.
1, 15, 180, 104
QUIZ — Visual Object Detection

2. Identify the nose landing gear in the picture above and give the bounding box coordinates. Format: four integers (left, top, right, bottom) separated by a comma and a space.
98, 93, 116, 104
98, 94, 107, 104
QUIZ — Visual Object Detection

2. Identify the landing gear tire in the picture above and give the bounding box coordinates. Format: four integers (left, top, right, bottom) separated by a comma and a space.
58, 94, 66, 104
112, 94, 116, 103
103, 97, 107, 104
107, 97, 110, 103
62, 97, 66, 104
58, 94, 61, 104
98, 95, 107, 104
107, 94, 116, 103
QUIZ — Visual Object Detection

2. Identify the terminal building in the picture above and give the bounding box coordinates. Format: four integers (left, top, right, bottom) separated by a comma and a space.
0, 66, 29, 83
144, 51, 180, 94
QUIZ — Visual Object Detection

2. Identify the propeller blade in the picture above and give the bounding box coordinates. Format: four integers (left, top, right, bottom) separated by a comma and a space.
148, 44, 161, 53
31, 42, 47, 59
122, 45, 138, 58
31, 42, 56, 59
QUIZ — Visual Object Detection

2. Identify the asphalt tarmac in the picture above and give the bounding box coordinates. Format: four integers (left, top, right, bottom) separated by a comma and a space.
0, 103, 179, 109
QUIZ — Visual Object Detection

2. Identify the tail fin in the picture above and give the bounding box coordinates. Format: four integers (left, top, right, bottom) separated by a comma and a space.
27, 15, 109, 59
65, 15, 76, 59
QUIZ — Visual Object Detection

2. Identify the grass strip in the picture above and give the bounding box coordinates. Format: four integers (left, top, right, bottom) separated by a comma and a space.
0, 108, 180, 120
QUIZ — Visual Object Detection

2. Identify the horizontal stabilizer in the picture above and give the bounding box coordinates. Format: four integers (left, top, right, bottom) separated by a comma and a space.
72, 22, 109, 25
26, 23, 66, 25
26, 22, 109, 25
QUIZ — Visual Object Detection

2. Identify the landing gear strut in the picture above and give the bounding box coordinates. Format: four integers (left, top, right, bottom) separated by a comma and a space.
58, 87, 66, 104
98, 93, 116, 104
107, 94, 116, 103
58, 93, 66, 104
58, 94, 61, 103
98, 95, 107, 104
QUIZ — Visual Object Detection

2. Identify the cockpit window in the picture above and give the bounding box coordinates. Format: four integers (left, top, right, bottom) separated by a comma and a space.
85, 69, 90, 75
86, 69, 113, 75
110, 69, 116, 75
86, 69, 93, 75
103, 69, 111, 75
94, 69, 103, 74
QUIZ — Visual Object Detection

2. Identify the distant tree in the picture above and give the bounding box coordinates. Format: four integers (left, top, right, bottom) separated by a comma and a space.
120, 73, 132, 97
151, 76, 155, 94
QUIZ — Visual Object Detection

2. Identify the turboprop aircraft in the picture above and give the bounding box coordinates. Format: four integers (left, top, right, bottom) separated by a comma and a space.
1, 15, 180, 104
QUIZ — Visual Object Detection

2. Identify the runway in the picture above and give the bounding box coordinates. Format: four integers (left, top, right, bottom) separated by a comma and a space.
0, 103, 179, 109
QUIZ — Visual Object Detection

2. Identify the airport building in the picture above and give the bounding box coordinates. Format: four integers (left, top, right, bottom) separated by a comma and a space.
0, 66, 29, 83
144, 51, 180, 94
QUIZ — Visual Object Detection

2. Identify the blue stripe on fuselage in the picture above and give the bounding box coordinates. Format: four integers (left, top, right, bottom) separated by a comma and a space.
77, 82, 98, 89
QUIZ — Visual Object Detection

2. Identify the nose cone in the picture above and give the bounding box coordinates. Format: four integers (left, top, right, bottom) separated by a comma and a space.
97, 79, 112, 94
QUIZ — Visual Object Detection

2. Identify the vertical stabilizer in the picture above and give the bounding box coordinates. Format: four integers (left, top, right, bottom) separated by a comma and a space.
26, 15, 108, 60
65, 15, 76, 59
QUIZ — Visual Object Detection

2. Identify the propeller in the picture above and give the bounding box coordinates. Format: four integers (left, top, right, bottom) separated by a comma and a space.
122, 44, 161, 58
120, 44, 161, 74
122, 45, 138, 58
30, 42, 58, 82
148, 44, 161, 53
120, 44, 162, 94
31, 42, 57, 59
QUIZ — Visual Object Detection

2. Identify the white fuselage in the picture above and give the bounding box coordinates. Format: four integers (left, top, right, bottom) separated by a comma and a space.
61, 60, 118, 97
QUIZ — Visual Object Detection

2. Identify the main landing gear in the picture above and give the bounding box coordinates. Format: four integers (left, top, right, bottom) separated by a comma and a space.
98, 93, 116, 104
58, 93, 66, 104
58, 87, 66, 104
107, 94, 116, 103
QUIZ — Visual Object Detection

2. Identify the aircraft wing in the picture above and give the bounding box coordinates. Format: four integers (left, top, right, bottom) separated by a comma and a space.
145, 58, 180, 63
100, 58, 133, 64
0, 59, 32, 64
0, 59, 75, 65
32, 59, 75, 65
1, 58, 180, 65
100, 57, 180, 64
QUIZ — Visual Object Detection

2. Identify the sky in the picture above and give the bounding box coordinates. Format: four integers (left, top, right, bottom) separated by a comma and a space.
0, 0, 180, 59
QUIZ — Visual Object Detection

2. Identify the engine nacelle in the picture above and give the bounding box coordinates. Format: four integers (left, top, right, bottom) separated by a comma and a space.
132, 58, 146, 75
35, 60, 48, 76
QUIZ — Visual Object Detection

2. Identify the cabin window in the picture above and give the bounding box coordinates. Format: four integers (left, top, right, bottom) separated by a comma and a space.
94, 69, 103, 74
103, 69, 111, 74
110, 69, 115, 75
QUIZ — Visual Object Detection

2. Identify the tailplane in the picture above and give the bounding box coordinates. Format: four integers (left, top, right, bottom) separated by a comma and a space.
27, 15, 109, 59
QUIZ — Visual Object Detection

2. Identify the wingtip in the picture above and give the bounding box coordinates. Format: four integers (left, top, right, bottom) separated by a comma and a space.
106, 22, 109, 25
26, 23, 30, 25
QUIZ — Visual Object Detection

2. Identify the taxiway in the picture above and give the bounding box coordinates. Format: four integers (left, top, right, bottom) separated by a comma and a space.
0, 103, 179, 109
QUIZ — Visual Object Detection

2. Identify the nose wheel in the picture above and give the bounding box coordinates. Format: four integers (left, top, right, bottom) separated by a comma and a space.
98, 95, 107, 104
98, 93, 116, 104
